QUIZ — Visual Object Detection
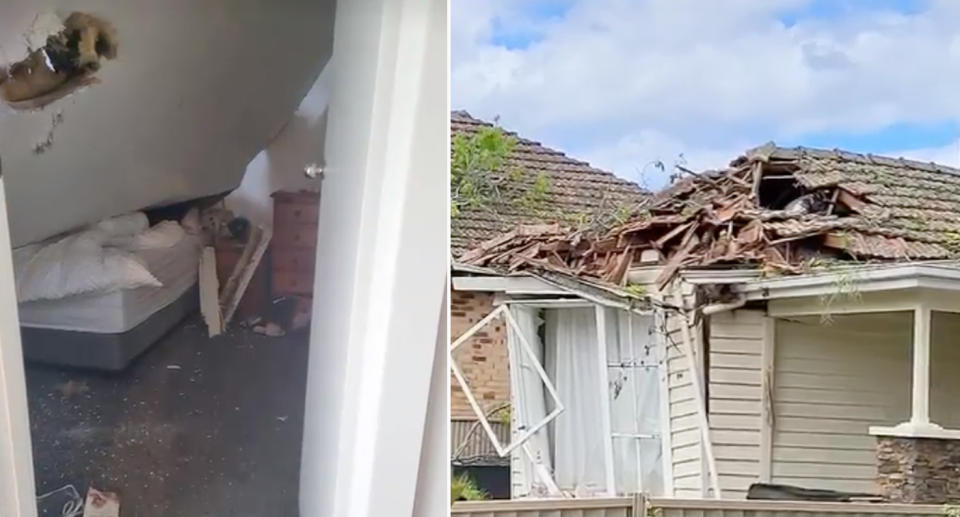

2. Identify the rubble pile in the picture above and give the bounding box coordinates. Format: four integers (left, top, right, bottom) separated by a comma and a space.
461, 144, 959, 288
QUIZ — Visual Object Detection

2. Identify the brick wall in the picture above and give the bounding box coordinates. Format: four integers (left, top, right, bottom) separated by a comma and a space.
450, 289, 511, 420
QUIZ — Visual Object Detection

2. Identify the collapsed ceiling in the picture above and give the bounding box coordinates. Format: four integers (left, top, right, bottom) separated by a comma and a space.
460, 144, 960, 289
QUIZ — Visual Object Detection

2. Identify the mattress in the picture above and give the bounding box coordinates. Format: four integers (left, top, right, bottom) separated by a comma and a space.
18, 234, 203, 333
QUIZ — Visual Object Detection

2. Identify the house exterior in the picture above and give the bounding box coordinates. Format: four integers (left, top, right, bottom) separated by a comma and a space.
454, 144, 960, 504
449, 111, 646, 484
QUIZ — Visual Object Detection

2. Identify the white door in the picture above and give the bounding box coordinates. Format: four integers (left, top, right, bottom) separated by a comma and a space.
298, 0, 447, 516
0, 180, 38, 517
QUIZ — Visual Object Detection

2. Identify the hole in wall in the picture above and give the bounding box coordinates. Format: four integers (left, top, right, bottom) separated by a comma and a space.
0, 12, 117, 110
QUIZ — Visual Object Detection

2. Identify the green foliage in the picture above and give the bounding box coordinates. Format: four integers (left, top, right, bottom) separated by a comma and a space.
517, 172, 552, 214
943, 231, 960, 253
803, 256, 863, 324
452, 125, 558, 218
451, 125, 567, 220
451, 126, 518, 216
623, 284, 647, 298
560, 199, 640, 234
450, 125, 647, 233
451, 473, 488, 502
492, 404, 511, 426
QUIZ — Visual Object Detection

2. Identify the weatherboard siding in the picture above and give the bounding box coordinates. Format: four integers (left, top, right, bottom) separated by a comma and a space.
707, 309, 765, 499
661, 305, 703, 498
771, 314, 911, 494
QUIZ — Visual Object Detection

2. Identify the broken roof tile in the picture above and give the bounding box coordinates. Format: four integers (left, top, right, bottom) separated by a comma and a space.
460, 144, 960, 289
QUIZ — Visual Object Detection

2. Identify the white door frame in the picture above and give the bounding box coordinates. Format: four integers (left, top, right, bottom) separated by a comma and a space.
0, 179, 39, 517
299, 0, 447, 516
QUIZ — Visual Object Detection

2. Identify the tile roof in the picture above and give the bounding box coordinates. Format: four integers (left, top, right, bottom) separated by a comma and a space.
460, 143, 960, 289
450, 111, 648, 257
738, 144, 960, 255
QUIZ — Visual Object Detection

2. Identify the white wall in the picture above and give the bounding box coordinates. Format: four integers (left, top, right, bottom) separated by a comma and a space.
224, 65, 331, 225
0, 0, 335, 246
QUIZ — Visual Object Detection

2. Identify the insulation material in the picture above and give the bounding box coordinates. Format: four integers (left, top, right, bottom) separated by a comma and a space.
0, 12, 117, 109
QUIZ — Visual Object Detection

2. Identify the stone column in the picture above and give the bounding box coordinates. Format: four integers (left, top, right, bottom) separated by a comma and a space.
877, 435, 960, 503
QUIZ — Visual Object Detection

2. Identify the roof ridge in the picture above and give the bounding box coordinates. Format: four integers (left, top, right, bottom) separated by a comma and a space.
743, 142, 960, 177
450, 111, 647, 190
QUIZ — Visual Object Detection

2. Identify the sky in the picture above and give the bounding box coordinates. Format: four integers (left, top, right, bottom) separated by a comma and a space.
451, 0, 960, 189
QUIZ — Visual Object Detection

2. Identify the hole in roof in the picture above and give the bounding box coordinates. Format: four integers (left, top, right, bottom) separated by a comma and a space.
0, 12, 117, 110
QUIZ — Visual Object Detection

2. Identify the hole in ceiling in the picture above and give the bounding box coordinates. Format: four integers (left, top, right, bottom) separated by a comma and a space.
0, 12, 117, 110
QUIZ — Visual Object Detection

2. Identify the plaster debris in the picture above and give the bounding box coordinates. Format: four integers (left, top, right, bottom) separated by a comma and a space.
83, 487, 120, 517
56, 379, 90, 399
1, 11, 117, 109
253, 322, 285, 337
199, 246, 223, 337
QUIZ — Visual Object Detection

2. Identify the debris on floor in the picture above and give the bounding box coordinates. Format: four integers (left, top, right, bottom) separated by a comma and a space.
83, 487, 120, 517
28, 315, 309, 514
271, 295, 312, 332
36, 484, 83, 517
56, 380, 89, 399
253, 322, 285, 337
219, 224, 272, 329
199, 246, 222, 337
461, 144, 959, 289
1, 12, 118, 109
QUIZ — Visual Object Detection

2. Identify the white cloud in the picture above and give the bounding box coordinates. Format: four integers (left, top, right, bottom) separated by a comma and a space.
452, 0, 960, 184
896, 140, 960, 168
577, 129, 750, 189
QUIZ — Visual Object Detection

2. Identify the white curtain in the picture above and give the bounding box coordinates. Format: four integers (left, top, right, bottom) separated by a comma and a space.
507, 306, 553, 497
545, 308, 609, 496
536, 307, 663, 497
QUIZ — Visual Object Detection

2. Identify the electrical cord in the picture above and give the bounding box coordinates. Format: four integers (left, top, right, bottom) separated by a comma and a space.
36, 484, 83, 517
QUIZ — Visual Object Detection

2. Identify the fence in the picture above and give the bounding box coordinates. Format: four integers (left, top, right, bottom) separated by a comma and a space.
451, 496, 946, 517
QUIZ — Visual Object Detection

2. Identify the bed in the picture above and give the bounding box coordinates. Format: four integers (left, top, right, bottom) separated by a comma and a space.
18, 233, 203, 371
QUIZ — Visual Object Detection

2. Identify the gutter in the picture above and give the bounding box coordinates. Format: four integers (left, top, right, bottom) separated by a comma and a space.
701, 294, 747, 315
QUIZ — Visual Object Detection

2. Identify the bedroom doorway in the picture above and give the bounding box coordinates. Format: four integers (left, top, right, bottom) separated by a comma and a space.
0, 0, 446, 516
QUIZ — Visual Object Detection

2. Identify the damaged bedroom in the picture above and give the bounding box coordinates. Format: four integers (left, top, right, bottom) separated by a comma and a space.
0, 2, 333, 515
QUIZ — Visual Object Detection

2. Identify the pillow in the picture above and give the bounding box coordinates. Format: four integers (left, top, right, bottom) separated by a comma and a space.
14, 230, 161, 303
92, 212, 149, 238
129, 220, 185, 250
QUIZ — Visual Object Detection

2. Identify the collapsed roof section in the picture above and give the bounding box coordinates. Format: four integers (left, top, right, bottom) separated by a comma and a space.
460, 144, 960, 289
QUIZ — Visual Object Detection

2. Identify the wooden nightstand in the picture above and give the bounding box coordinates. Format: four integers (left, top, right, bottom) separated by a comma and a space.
271, 190, 320, 298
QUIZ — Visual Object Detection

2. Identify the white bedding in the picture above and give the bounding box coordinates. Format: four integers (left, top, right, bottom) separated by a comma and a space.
18, 234, 203, 333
